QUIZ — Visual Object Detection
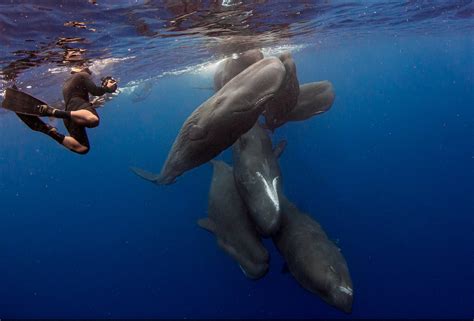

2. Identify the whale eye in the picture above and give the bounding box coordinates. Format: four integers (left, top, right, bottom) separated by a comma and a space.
189, 124, 207, 140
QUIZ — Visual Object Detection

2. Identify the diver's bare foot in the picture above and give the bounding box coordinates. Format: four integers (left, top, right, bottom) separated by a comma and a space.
62, 136, 89, 154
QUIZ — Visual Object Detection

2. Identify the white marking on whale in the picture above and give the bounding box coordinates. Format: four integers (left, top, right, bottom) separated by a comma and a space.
256, 172, 280, 212
338, 285, 353, 296
239, 264, 249, 277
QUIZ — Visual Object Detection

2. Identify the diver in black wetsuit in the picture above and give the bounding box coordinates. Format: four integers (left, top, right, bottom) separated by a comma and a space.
17, 67, 117, 154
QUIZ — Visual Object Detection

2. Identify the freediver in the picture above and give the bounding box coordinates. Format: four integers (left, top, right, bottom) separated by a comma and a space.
2, 66, 117, 154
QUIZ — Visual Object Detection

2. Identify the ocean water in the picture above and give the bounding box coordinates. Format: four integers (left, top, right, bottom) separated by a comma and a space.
0, 1, 473, 319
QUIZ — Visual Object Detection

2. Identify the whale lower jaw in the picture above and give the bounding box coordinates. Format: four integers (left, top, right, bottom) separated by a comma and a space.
238, 263, 268, 280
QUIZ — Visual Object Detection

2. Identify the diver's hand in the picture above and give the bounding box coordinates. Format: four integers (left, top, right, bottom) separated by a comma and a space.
105, 79, 117, 92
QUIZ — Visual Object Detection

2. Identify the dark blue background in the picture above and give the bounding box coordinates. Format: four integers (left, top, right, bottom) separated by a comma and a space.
0, 34, 472, 318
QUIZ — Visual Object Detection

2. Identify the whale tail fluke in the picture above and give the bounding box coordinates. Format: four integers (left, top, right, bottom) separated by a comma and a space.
130, 166, 161, 183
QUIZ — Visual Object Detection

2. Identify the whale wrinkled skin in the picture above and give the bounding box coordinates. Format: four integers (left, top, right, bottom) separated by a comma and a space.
131, 57, 286, 184
198, 160, 269, 279
262, 52, 300, 130
285, 81, 335, 122
273, 195, 354, 314
214, 49, 264, 91
233, 122, 285, 237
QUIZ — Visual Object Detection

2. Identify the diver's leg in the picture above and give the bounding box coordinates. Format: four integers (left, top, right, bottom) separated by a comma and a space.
63, 118, 91, 155
69, 109, 99, 128
16, 113, 65, 144
16, 113, 87, 154
62, 136, 89, 154
38, 103, 99, 127
36, 104, 71, 119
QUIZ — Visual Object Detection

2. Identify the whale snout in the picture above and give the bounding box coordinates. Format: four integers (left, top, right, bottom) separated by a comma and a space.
239, 261, 269, 280
330, 284, 354, 314
238, 244, 269, 279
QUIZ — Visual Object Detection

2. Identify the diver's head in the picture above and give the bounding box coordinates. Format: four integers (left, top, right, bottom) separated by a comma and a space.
101, 76, 118, 92
71, 66, 92, 75
101, 76, 116, 87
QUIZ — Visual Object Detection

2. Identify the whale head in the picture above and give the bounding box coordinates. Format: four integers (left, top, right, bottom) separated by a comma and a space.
300, 248, 354, 314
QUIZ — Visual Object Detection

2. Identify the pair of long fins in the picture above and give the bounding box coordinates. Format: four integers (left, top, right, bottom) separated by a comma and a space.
0, 86, 158, 181
1, 86, 51, 116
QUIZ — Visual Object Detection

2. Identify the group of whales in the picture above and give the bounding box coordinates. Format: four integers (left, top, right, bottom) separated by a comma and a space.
131, 49, 353, 313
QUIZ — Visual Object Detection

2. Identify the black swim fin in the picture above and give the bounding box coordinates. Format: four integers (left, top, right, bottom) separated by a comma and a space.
1, 87, 50, 116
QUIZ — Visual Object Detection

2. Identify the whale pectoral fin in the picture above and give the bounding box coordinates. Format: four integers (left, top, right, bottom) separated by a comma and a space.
197, 218, 216, 234
210, 160, 233, 173
273, 139, 287, 158
130, 166, 160, 183
189, 124, 206, 140
191, 86, 214, 91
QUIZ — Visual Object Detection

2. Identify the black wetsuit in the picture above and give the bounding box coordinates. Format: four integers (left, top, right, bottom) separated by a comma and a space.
62, 72, 113, 148
15, 72, 113, 153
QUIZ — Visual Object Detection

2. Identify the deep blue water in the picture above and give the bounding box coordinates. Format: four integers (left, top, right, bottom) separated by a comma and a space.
0, 1, 473, 319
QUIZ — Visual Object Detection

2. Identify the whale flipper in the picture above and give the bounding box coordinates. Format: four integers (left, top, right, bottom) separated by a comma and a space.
197, 218, 216, 233
191, 86, 214, 91
273, 140, 287, 158
130, 166, 161, 183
